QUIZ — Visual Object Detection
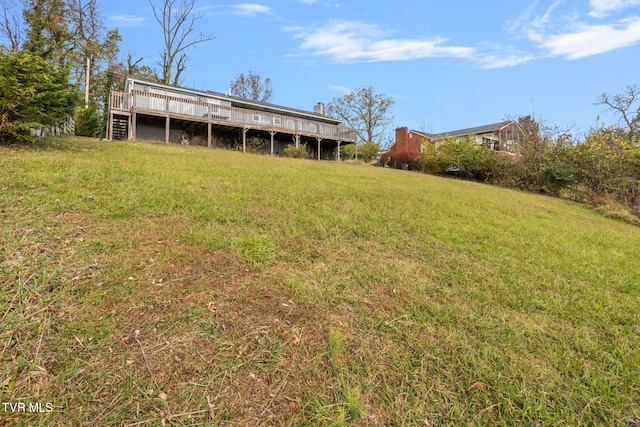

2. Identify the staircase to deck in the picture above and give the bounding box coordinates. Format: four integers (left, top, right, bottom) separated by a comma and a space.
112, 117, 128, 140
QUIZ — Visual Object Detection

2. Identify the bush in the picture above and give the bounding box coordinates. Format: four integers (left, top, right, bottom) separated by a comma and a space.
340, 143, 356, 160
358, 141, 381, 163
283, 143, 307, 158
381, 150, 422, 170
572, 127, 639, 206
74, 105, 103, 138
246, 136, 267, 154
422, 137, 497, 180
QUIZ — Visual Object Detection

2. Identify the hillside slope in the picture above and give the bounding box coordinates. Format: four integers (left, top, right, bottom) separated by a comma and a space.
1, 138, 639, 426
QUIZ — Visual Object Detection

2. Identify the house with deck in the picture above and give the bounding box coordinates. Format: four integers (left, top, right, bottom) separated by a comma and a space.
107, 76, 357, 160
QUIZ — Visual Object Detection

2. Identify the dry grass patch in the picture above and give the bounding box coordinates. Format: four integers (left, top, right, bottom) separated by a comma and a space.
2, 138, 640, 425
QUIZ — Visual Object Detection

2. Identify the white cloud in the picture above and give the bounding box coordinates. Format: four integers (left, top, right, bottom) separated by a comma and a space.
476, 53, 537, 69
328, 84, 351, 94
230, 3, 274, 16
289, 20, 475, 63
294, 0, 319, 4
510, 2, 640, 59
109, 14, 146, 27
589, 0, 640, 18
541, 16, 640, 58
508, 1, 562, 42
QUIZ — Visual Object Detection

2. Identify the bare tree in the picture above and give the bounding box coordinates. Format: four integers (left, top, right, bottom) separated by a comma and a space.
149, 0, 215, 85
595, 84, 639, 133
0, 0, 21, 50
229, 71, 273, 102
66, 0, 121, 107
328, 86, 394, 145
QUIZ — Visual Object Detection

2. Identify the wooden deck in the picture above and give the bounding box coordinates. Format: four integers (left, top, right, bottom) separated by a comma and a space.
107, 91, 357, 147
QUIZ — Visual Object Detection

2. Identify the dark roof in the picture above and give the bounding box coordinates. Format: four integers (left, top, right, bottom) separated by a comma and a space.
430, 120, 516, 139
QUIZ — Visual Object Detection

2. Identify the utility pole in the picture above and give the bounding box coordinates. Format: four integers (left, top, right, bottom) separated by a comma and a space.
85, 57, 90, 109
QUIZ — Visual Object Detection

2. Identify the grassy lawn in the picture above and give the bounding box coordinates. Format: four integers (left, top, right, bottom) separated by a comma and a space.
1, 137, 639, 426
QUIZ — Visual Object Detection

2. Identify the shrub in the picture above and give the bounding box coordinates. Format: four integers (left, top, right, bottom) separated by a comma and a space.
283, 143, 307, 158
358, 141, 381, 163
572, 127, 639, 206
423, 137, 498, 180
340, 143, 356, 160
246, 136, 267, 153
380, 150, 422, 170
74, 105, 103, 138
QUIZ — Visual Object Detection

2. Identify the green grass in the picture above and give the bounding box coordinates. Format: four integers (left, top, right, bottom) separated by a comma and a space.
1, 137, 639, 426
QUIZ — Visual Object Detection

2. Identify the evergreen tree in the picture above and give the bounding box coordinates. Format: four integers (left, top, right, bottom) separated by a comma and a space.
0, 48, 78, 143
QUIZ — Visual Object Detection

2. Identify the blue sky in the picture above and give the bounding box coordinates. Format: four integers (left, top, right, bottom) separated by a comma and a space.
20, 1, 640, 139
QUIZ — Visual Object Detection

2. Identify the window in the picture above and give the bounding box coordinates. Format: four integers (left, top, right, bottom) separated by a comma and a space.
273, 117, 282, 126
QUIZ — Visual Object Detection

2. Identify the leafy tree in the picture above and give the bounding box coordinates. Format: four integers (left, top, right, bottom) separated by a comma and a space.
0, 48, 77, 143
21, 0, 70, 64
358, 141, 381, 163
572, 126, 638, 204
425, 136, 497, 180
511, 115, 575, 195
229, 71, 273, 102
149, 0, 215, 85
66, 0, 121, 107
327, 86, 394, 149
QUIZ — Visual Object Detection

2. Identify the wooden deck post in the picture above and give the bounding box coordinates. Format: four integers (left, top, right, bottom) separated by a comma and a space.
207, 104, 212, 148
269, 131, 276, 155
242, 127, 248, 153
165, 95, 171, 143
316, 137, 322, 160
294, 134, 300, 148
106, 112, 113, 141
131, 112, 137, 140
336, 140, 341, 161
165, 116, 170, 143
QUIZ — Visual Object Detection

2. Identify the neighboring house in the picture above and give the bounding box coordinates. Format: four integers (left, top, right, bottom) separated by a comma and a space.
389, 121, 521, 155
430, 120, 521, 153
107, 76, 357, 160
389, 127, 427, 154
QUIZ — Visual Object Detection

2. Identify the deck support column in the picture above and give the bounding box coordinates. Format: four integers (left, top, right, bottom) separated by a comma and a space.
336, 139, 342, 161
269, 131, 276, 155
293, 134, 300, 148
106, 112, 113, 141
242, 127, 248, 153
207, 104, 212, 148
316, 137, 322, 160
131, 112, 137, 140
165, 116, 170, 143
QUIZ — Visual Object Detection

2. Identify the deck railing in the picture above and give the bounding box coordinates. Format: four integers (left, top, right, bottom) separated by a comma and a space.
109, 90, 357, 142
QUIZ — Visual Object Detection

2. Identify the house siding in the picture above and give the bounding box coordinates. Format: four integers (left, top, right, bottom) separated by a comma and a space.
391, 127, 425, 154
